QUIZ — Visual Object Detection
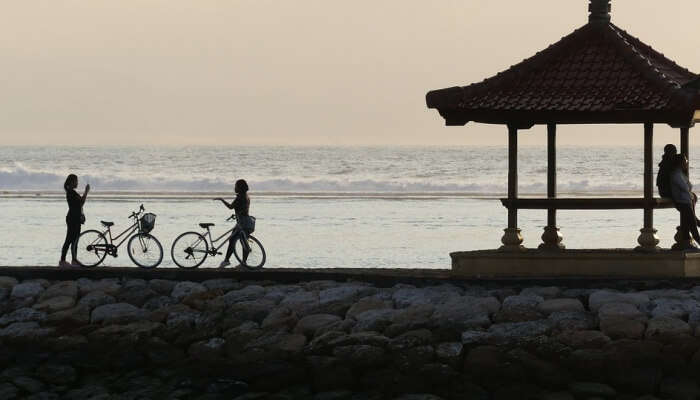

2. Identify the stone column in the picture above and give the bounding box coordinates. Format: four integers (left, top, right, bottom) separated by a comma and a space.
501, 125, 525, 251
637, 123, 660, 251
540, 123, 564, 250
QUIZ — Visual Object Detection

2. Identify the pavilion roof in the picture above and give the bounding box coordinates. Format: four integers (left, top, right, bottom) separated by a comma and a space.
426, 1, 700, 127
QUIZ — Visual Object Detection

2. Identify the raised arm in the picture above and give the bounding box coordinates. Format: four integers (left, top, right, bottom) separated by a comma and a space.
81, 184, 91, 205
214, 198, 234, 209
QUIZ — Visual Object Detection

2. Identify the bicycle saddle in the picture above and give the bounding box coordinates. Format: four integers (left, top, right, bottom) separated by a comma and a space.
199, 223, 215, 229
101, 221, 114, 227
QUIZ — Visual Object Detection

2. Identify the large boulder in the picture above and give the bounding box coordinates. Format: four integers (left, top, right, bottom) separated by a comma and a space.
77, 291, 116, 310
46, 304, 91, 327
588, 290, 649, 312
0, 322, 54, 340
486, 320, 552, 345
91, 303, 146, 325
220, 285, 267, 306
279, 290, 320, 317
0, 308, 46, 326
294, 314, 342, 338
202, 279, 240, 292
429, 299, 493, 337
645, 316, 692, 342
318, 285, 377, 316
352, 309, 397, 333
38, 281, 78, 302
33, 296, 76, 313
11, 282, 44, 299
261, 306, 298, 331
148, 279, 177, 295
115, 284, 157, 307
538, 299, 584, 316
598, 302, 647, 340
171, 281, 207, 301
495, 295, 543, 322
346, 297, 392, 319
392, 285, 462, 308
77, 278, 121, 295
548, 311, 597, 332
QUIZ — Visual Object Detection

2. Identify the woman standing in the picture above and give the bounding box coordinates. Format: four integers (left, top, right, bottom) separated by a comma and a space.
60, 174, 90, 267
214, 179, 253, 268
671, 154, 700, 249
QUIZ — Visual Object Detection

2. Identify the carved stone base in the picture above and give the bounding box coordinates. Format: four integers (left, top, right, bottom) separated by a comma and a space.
636, 227, 660, 252
672, 226, 695, 250
538, 226, 564, 251
500, 228, 525, 252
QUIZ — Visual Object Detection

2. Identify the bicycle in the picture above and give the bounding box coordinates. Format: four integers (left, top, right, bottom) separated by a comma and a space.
76, 204, 164, 268
171, 214, 266, 269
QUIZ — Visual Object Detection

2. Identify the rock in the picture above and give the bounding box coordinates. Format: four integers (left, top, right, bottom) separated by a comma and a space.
659, 377, 700, 400
598, 302, 648, 340
202, 279, 240, 292
0, 322, 53, 340
538, 299, 584, 315
295, 314, 342, 338
568, 382, 616, 398
279, 290, 319, 317
392, 286, 461, 308
346, 297, 392, 319
429, 299, 493, 336
149, 279, 177, 294
189, 337, 226, 361
77, 291, 116, 310
461, 330, 491, 345
548, 311, 597, 331
115, 285, 157, 307
11, 282, 44, 299
540, 392, 575, 400
36, 364, 76, 385
645, 316, 691, 341
644, 289, 691, 300
487, 320, 552, 345
38, 281, 78, 302
0, 277, 18, 288
91, 303, 146, 325
46, 304, 91, 327
496, 295, 544, 322
261, 307, 298, 331
0, 383, 19, 399
588, 290, 649, 312
388, 329, 432, 351
0, 307, 47, 326
77, 278, 121, 295
435, 342, 463, 367
33, 296, 76, 313
11, 376, 44, 394
352, 309, 397, 333
333, 344, 387, 368
143, 295, 178, 311
318, 285, 377, 316
171, 281, 207, 300
556, 330, 611, 349
228, 299, 276, 324
386, 304, 436, 336
394, 345, 435, 372
520, 286, 561, 299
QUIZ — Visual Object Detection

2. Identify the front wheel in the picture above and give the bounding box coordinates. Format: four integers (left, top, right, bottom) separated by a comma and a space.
233, 235, 266, 270
127, 233, 163, 268
171, 231, 209, 269
76, 230, 108, 267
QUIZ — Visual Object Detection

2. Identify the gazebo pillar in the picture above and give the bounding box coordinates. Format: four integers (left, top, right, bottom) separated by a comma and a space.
540, 123, 564, 250
501, 125, 525, 251
637, 122, 660, 251
673, 127, 692, 249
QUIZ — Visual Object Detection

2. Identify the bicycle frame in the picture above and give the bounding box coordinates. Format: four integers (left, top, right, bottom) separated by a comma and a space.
202, 225, 249, 256
95, 216, 141, 257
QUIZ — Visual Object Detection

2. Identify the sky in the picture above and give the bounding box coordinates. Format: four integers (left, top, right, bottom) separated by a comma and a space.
2, 0, 700, 146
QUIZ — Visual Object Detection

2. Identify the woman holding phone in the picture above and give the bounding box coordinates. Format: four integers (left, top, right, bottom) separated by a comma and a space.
60, 174, 89, 267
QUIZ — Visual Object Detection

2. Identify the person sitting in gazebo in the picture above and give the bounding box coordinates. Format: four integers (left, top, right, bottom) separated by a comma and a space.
657, 144, 677, 198
671, 154, 700, 248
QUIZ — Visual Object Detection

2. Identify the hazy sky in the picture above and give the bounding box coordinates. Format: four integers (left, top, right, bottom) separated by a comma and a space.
2, 0, 700, 146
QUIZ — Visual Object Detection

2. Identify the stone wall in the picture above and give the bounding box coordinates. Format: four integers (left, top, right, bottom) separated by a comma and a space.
0, 275, 699, 399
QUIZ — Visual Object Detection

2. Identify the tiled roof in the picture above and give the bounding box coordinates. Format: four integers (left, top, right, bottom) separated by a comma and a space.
426, 21, 700, 127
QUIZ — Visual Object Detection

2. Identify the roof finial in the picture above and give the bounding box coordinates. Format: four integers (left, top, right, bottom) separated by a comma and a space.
589, 0, 611, 23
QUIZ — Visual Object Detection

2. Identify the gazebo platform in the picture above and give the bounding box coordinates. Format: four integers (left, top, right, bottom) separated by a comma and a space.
451, 249, 700, 278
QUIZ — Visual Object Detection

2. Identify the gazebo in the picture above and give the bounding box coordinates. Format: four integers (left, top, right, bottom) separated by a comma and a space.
426, 0, 700, 277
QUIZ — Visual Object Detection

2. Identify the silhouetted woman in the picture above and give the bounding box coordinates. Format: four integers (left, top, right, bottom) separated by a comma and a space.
214, 179, 253, 268
60, 174, 90, 267
671, 154, 700, 249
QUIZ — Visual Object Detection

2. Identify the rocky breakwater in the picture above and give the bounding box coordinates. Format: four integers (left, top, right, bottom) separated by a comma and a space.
1, 277, 700, 399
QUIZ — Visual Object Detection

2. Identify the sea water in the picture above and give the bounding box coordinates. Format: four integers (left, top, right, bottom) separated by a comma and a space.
0, 146, 694, 268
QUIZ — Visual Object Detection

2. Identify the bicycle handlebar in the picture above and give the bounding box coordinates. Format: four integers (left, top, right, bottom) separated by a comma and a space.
226, 214, 237, 222
129, 204, 145, 219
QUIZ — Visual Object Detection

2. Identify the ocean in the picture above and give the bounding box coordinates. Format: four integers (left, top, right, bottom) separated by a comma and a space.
0, 145, 694, 268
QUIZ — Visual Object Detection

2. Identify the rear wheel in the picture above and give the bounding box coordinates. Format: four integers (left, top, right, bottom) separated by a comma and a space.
127, 233, 163, 268
76, 230, 108, 267
233, 235, 266, 270
171, 232, 209, 269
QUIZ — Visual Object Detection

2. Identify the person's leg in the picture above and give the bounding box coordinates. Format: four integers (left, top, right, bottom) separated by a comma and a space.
60, 227, 72, 262
221, 227, 241, 267
69, 223, 81, 263
681, 205, 700, 243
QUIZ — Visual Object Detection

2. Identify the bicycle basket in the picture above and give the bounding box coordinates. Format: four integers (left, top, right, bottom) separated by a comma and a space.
140, 213, 156, 234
